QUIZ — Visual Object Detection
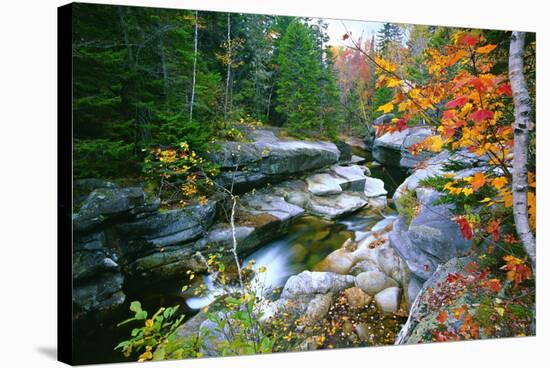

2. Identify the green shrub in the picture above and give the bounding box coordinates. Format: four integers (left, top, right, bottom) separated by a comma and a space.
396, 188, 419, 225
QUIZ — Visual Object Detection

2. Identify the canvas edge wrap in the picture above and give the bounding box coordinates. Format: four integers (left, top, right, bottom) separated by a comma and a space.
58, 3, 74, 365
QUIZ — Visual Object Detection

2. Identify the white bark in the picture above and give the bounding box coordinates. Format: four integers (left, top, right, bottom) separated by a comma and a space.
509, 31, 536, 268
189, 10, 198, 122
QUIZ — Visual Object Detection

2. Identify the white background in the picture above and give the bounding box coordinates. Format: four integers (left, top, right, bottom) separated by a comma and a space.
0, 0, 547, 367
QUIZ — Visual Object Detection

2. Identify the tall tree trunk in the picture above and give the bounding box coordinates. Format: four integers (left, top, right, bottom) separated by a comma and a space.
223, 13, 231, 123
509, 31, 536, 269
189, 10, 199, 122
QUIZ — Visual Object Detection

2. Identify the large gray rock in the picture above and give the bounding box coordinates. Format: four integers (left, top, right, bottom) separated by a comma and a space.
363, 177, 388, 197
113, 201, 217, 259
308, 193, 368, 219
372, 126, 434, 167
331, 165, 369, 191
306, 165, 368, 196
281, 271, 355, 299
390, 160, 474, 282
73, 187, 159, 232
306, 173, 344, 196
210, 129, 341, 191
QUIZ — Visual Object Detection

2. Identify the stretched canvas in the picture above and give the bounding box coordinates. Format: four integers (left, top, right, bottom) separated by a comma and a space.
58, 2, 536, 365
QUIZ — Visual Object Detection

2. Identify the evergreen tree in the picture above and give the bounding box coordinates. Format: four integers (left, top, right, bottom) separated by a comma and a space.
275, 20, 322, 133
376, 23, 403, 56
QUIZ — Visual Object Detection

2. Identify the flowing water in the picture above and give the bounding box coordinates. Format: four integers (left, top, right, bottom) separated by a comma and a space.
186, 209, 397, 309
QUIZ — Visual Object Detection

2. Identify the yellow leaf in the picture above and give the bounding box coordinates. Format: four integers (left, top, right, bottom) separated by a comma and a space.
425, 135, 444, 152
386, 77, 402, 88
471, 172, 486, 191
398, 102, 409, 112
491, 176, 508, 190
377, 102, 394, 114
462, 188, 473, 196
495, 307, 505, 316
476, 44, 497, 54
479, 197, 491, 203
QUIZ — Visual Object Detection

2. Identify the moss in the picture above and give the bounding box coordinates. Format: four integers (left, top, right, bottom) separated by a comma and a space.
396, 189, 420, 226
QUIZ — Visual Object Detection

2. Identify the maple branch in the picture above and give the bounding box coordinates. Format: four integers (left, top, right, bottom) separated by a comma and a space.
342, 27, 439, 127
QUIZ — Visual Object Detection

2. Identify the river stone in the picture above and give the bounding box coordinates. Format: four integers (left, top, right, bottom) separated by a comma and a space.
314, 248, 356, 274
356, 271, 399, 295
281, 271, 355, 299
376, 247, 408, 285
374, 286, 401, 313
306, 173, 344, 196
344, 287, 373, 309
304, 293, 334, 325
331, 165, 368, 191
364, 177, 388, 197
239, 193, 305, 222
308, 193, 368, 219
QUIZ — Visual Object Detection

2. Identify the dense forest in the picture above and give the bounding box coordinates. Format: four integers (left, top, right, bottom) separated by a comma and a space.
73, 4, 347, 178
70, 3, 536, 364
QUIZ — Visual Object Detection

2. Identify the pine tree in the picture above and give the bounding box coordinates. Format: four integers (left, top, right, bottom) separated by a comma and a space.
376, 23, 403, 56
275, 20, 321, 133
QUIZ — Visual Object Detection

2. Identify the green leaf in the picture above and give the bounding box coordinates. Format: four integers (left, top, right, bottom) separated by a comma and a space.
129, 301, 142, 313
135, 310, 148, 320
153, 346, 166, 360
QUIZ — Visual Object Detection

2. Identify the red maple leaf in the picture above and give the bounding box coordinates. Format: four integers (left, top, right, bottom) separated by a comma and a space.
470, 109, 494, 122
458, 33, 479, 46
453, 216, 473, 240
445, 96, 469, 109
497, 83, 512, 96
396, 118, 408, 132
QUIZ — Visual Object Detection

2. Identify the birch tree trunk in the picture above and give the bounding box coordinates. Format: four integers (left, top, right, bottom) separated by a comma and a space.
189, 10, 198, 122
509, 31, 536, 268
223, 13, 231, 122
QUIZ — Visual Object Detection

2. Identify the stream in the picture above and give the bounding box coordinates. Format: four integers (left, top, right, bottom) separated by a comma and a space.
74, 146, 409, 364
